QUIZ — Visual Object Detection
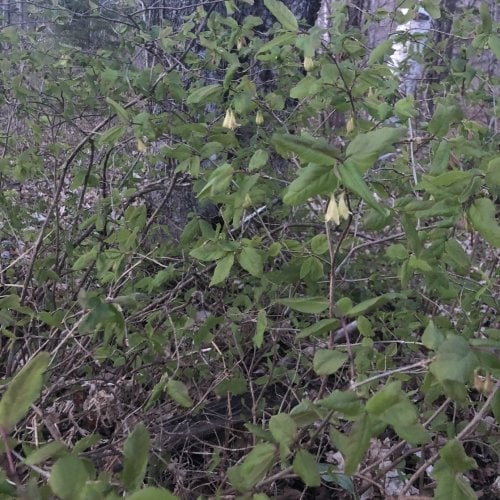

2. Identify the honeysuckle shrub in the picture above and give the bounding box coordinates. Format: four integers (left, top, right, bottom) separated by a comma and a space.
0, 1, 498, 498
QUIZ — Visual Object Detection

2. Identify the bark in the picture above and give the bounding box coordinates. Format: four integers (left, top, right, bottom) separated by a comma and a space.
146, 0, 321, 28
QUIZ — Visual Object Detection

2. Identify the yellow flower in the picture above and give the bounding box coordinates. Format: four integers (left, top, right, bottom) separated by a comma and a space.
303, 56, 315, 72
136, 138, 147, 153
222, 109, 238, 130
325, 194, 340, 225
255, 110, 264, 125
338, 193, 351, 220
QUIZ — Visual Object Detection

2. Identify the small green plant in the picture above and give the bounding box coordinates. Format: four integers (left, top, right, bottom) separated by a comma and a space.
0, 0, 498, 498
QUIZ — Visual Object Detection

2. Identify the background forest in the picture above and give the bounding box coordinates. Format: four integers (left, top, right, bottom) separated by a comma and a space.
0, 0, 499, 498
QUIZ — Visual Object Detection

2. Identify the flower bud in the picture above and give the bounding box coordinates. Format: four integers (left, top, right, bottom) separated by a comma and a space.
255, 110, 264, 126
236, 37, 246, 50
136, 138, 147, 153
346, 116, 355, 134
303, 56, 315, 72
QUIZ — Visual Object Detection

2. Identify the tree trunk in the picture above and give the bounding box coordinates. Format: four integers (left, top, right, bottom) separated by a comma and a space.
146, 0, 321, 28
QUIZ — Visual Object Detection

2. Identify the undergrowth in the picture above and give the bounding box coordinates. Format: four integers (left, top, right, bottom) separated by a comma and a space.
0, 1, 499, 499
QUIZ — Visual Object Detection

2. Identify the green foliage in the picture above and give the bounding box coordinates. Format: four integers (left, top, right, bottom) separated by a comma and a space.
48, 455, 89, 500
0, 352, 49, 433
0, 0, 498, 497
227, 443, 276, 492
122, 423, 151, 491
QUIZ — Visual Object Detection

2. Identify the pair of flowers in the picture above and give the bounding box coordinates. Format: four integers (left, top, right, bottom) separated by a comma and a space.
222, 109, 264, 129
325, 193, 351, 225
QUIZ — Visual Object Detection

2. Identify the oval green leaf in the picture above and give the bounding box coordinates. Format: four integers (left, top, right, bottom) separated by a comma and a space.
0, 352, 50, 433
313, 349, 348, 375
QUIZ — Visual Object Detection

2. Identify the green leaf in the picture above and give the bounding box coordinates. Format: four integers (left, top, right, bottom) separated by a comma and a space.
210, 253, 234, 286
227, 443, 276, 492
293, 449, 321, 487
488, 34, 500, 58
439, 439, 477, 473
433, 440, 478, 500
434, 472, 478, 500
394, 96, 417, 120
249, 149, 269, 170
269, 413, 297, 448
290, 75, 321, 99
275, 296, 329, 314
106, 97, 129, 122
290, 400, 323, 426
366, 381, 401, 414
431, 140, 450, 174
49, 455, 89, 500
186, 84, 222, 105
310, 234, 329, 255
98, 124, 126, 146
318, 390, 363, 417
263, 0, 298, 31
344, 413, 375, 474
283, 164, 338, 205
127, 487, 179, 500
122, 423, 150, 491
408, 254, 433, 273
346, 293, 400, 316
295, 32, 322, 57
468, 198, 500, 248
427, 103, 463, 138
25, 441, 67, 466
297, 318, 340, 339
479, 2, 492, 34
336, 297, 353, 316
0, 469, 16, 496
313, 349, 348, 375
238, 246, 263, 277
345, 127, 407, 173
357, 316, 373, 337
300, 256, 323, 281
198, 163, 233, 198
385, 243, 408, 261
338, 164, 389, 216
366, 382, 430, 444
190, 241, 237, 261
215, 377, 248, 396
430, 335, 478, 387
0, 352, 50, 433
272, 133, 340, 166
72, 434, 101, 454
166, 379, 193, 408
257, 33, 296, 55
485, 155, 500, 187
422, 0, 441, 19
223, 63, 240, 90
445, 240, 470, 270
253, 308, 267, 348
422, 320, 445, 350
72, 246, 98, 270
367, 39, 393, 64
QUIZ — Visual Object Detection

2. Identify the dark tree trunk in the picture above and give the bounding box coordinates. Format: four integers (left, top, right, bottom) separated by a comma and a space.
148, 0, 321, 28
